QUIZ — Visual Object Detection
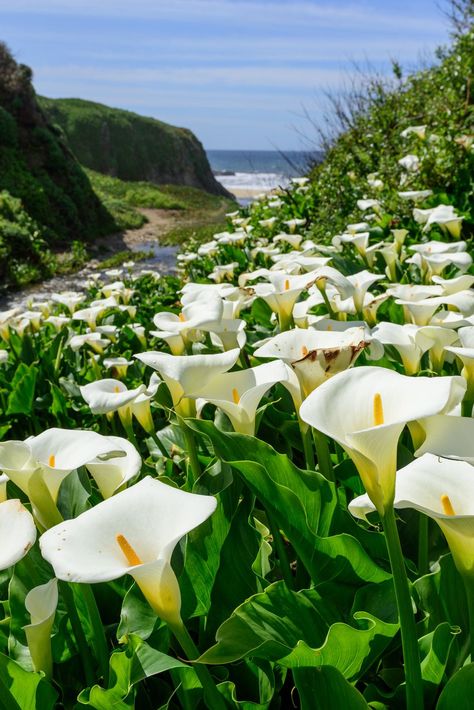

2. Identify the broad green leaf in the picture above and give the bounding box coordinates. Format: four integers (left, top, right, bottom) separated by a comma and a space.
6, 363, 37, 415
189, 421, 390, 586
293, 666, 369, 710
0, 652, 57, 710
420, 623, 457, 707
279, 610, 398, 680
199, 582, 331, 664
436, 663, 474, 710
78, 634, 187, 709
204, 493, 268, 642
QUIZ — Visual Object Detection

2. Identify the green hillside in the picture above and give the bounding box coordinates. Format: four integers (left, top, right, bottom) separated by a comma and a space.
40, 97, 231, 197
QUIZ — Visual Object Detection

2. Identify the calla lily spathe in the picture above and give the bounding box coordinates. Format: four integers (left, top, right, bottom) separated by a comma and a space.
24, 578, 58, 677
254, 326, 368, 397
299, 366, 465, 515
135, 348, 240, 416
0, 499, 36, 569
40, 477, 217, 625
349, 454, 474, 577
191, 359, 293, 436
0, 429, 127, 527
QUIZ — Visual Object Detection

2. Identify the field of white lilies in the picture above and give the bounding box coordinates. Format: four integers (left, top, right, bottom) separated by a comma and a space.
0, 115, 474, 710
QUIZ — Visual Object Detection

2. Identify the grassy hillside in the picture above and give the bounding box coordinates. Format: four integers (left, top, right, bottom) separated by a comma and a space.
40, 97, 231, 197
86, 169, 237, 238
300, 29, 473, 243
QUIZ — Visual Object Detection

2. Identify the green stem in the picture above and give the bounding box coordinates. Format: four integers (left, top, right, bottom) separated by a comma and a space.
312, 429, 334, 482
79, 584, 110, 685
382, 506, 423, 710
301, 426, 315, 470
266, 510, 294, 590
463, 577, 474, 663
462, 398, 473, 417
169, 622, 227, 710
151, 430, 170, 459
183, 425, 201, 486
59, 581, 95, 687
417, 514, 429, 576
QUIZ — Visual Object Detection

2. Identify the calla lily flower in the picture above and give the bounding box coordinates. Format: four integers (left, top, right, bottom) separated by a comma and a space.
432, 274, 474, 295
135, 348, 240, 417
80, 378, 158, 433
398, 190, 433, 201
300, 366, 465, 515
0, 499, 36, 569
415, 414, 474, 463
86, 436, 142, 498
40, 477, 217, 626
51, 291, 86, 314
191, 360, 291, 436
400, 125, 427, 139
445, 327, 474, 404
349, 454, 474, 577
371, 322, 430, 375
253, 272, 315, 330
208, 262, 239, 283
254, 326, 368, 397
0, 429, 125, 527
68, 332, 111, 354
24, 578, 58, 677
103, 357, 134, 378
398, 154, 420, 172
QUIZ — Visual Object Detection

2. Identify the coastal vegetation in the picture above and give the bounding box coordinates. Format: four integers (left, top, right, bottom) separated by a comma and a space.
0, 10, 473, 710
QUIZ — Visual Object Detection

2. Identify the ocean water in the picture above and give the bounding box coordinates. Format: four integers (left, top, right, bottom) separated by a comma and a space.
206, 149, 320, 195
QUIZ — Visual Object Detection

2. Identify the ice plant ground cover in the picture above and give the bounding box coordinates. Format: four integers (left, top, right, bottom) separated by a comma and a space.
0, 30, 473, 710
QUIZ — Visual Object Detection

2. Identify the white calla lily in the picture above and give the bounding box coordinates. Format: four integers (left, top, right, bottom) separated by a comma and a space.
135, 348, 240, 416
254, 326, 368, 397
40, 477, 217, 625
0, 499, 36, 569
300, 366, 465, 515
24, 578, 58, 677
86, 436, 142, 498
349, 454, 474, 577
191, 360, 291, 435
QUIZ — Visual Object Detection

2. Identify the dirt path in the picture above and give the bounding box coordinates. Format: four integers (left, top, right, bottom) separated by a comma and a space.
91, 208, 185, 254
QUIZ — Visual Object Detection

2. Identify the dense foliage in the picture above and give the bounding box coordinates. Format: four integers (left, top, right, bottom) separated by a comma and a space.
0, 20, 473, 710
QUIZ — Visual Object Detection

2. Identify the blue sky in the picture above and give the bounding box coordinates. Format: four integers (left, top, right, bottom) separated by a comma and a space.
0, 0, 451, 150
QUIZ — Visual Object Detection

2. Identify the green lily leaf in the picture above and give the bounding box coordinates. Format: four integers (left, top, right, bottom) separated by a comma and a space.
436, 663, 474, 710
6, 363, 37, 416
78, 634, 187, 709
293, 666, 369, 710
189, 420, 390, 586
0, 651, 57, 710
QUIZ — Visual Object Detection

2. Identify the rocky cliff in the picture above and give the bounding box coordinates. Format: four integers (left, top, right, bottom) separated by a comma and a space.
40, 98, 231, 198
0, 43, 115, 247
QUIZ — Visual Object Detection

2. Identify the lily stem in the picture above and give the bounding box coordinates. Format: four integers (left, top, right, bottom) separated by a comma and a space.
80, 584, 110, 686
183, 425, 201, 486
382, 506, 423, 710
463, 577, 474, 663
60, 581, 95, 688
417, 513, 429, 576
301, 426, 315, 470
266, 510, 294, 590
312, 428, 334, 482
170, 622, 227, 710
150, 430, 170, 459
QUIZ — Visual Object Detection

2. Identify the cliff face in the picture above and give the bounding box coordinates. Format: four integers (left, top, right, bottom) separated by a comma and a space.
0, 44, 115, 246
40, 98, 231, 198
